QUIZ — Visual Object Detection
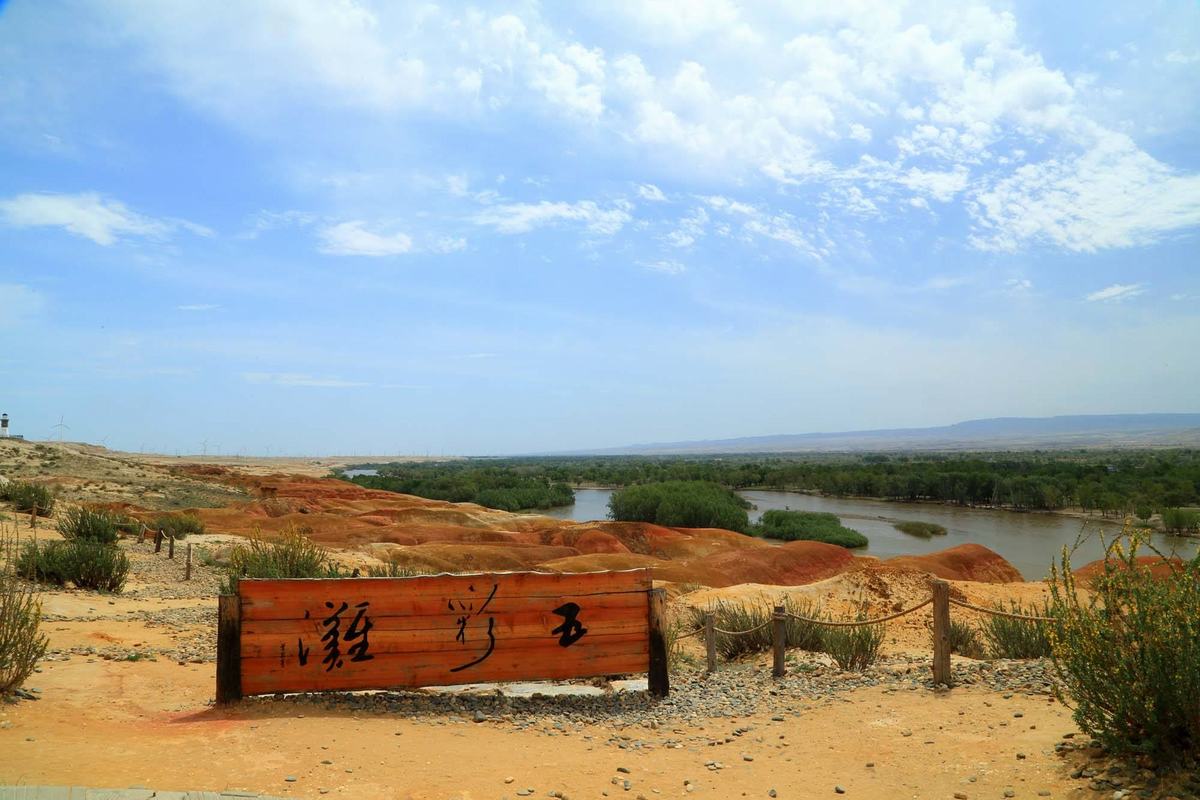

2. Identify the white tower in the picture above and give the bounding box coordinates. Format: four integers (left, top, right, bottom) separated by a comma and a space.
0, 413, 8, 438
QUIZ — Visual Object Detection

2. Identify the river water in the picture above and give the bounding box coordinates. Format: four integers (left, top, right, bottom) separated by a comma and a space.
540, 488, 1200, 580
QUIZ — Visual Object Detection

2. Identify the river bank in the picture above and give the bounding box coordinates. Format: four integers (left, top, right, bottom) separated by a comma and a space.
541, 487, 1199, 580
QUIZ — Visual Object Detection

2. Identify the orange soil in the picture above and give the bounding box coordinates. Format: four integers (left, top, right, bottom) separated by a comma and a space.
119, 470, 1030, 589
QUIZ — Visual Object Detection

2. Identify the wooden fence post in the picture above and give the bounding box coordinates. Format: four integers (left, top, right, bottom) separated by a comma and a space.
647, 588, 669, 697
168, 534, 175, 559
216, 594, 242, 704
30, 505, 36, 530
154, 530, 163, 553
184, 543, 192, 581
772, 604, 786, 678
704, 612, 717, 674
931, 579, 952, 686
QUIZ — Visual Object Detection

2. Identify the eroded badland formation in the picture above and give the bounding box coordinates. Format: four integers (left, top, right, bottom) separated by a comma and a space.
0, 440, 1184, 799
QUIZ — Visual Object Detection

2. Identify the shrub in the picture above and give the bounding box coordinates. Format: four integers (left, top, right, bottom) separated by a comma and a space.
223, 528, 341, 593
1048, 531, 1200, 761
17, 540, 130, 592
364, 561, 430, 578
749, 510, 868, 548
608, 481, 750, 533
1, 549, 49, 695
893, 521, 947, 537
945, 618, 984, 659
819, 616, 884, 671
153, 513, 205, 540
3, 482, 55, 516
56, 506, 122, 544
690, 598, 825, 661
981, 601, 1052, 659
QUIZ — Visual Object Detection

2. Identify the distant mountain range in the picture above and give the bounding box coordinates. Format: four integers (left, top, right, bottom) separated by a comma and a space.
577, 414, 1200, 455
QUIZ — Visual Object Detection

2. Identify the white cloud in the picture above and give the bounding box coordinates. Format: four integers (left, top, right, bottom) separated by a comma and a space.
318, 221, 413, 256
242, 372, 369, 388
638, 259, 686, 275
177, 303, 219, 312
0, 192, 200, 245
1165, 50, 1200, 65
1085, 283, 1145, 303
473, 200, 631, 235
431, 236, 467, 253
636, 183, 667, 202
1005, 278, 1033, 295
969, 132, 1200, 252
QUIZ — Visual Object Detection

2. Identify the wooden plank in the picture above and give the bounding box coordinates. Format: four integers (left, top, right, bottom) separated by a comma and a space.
772, 604, 785, 678
216, 594, 242, 704
241, 620, 648, 659
242, 604, 648, 637
234, 569, 654, 697
241, 639, 648, 695
240, 570, 650, 621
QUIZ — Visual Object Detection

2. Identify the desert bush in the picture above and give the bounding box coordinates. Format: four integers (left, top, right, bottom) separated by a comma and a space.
945, 618, 984, 659
893, 520, 947, 537
690, 598, 825, 661
153, 513, 205, 540
1048, 532, 1200, 761
748, 510, 868, 548
56, 506, 122, 544
223, 528, 341, 593
981, 601, 1052, 659
3, 482, 55, 516
819, 616, 885, 671
364, 561, 430, 578
18, 540, 129, 592
1, 544, 49, 695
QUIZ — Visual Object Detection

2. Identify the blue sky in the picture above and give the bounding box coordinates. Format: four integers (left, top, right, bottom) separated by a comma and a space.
1, 1, 1198, 455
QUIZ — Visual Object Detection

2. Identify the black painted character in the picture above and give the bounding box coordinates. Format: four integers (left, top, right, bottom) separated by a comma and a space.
320, 600, 375, 671
551, 601, 588, 647
449, 583, 499, 672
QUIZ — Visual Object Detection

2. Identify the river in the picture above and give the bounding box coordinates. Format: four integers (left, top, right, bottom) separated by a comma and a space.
539, 488, 1200, 580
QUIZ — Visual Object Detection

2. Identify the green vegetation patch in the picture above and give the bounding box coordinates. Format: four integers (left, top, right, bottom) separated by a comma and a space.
607, 480, 750, 532
18, 539, 130, 592
344, 463, 573, 512
893, 520, 947, 537
1049, 535, 1200, 761
748, 509, 868, 548
56, 506, 126, 544
153, 512, 206, 539
1, 481, 56, 516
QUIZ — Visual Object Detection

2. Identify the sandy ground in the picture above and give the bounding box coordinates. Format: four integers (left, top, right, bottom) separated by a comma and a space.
2, 656, 1087, 800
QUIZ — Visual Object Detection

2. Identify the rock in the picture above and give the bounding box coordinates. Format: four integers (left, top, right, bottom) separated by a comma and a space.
284, 776, 297, 782
617, 767, 631, 774
769, 791, 777, 798
954, 794, 967, 799
834, 786, 845, 794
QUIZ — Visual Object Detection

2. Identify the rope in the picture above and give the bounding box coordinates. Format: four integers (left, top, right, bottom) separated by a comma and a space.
713, 620, 773, 636
673, 626, 705, 640
949, 598, 1054, 622
785, 597, 933, 627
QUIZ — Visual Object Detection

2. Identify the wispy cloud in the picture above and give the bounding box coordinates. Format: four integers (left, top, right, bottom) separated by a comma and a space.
473, 200, 631, 235
636, 183, 667, 202
242, 372, 369, 388
0, 192, 208, 245
638, 259, 686, 275
176, 303, 219, 312
1085, 283, 1145, 303
318, 221, 413, 256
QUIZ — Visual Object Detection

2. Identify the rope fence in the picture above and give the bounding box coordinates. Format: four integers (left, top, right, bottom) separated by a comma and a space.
684, 579, 1052, 685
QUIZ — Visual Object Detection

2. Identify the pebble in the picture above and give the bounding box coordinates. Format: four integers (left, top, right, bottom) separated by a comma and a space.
834, 786, 845, 794
954, 794, 967, 799
284, 776, 297, 783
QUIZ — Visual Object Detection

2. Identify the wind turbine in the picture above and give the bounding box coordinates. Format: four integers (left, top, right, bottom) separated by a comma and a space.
51, 415, 70, 442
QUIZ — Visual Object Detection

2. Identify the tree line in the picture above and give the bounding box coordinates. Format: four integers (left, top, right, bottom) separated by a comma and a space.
342, 450, 1200, 519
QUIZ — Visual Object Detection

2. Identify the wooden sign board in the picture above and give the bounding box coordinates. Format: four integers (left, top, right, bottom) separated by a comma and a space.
217, 569, 667, 702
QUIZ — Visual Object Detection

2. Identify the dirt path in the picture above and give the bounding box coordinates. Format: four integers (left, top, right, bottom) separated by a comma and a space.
1, 656, 1088, 800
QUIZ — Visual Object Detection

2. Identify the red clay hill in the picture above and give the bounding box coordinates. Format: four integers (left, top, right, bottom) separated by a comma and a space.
123, 469, 1027, 588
